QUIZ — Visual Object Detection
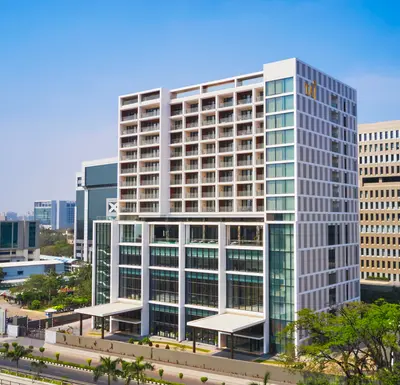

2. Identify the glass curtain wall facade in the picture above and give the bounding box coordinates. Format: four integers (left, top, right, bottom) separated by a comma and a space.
150, 270, 179, 303
119, 246, 141, 265
226, 249, 263, 272
119, 268, 141, 300
150, 247, 179, 267
94, 223, 111, 305
227, 274, 263, 312
186, 247, 218, 270
150, 304, 178, 339
269, 224, 294, 353
186, 272, 218, 307
185, 308, 217, 344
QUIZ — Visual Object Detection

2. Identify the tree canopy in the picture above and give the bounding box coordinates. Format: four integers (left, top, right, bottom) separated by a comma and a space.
280, 300, 400, 385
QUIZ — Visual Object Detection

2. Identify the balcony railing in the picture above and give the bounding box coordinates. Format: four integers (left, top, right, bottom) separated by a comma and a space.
256, 95, 264, 102
238, 113, 252, 121
171, 123, 183, 131
142, 94, 159, 102
238, 206, 253, 212
120, 206, 136, 213
238, 160, 252, 166
121, 154, 137, 161
186, 136, 199, 142
121, 168, 137, 174
202, 134, 215, 140
220, 162, 233, 168
121, 194, 136, 200
141, 179, 159, 186
237, 97, 252, 105
142, 110, 159, 118
202, 163, 216, 169
171, 193, 182, 199
170, 166, 182, 172
220, 101, 233, 108
186, 207, 199, 212
142, 194, 159, 199
170, 207, 182, 212
141, 207, 159, 213
122, 98, 138, 106
121, 127, 138, 135
220, 191, 233, 197
220, 130, 233, 138
219, 146, 233, 153
203, 177, 216, 183
220, 206, 233, 212
219, 176, 233, 182
237, 144, 252, 151
186, 179, 199, 184
141, 124, 160, 133
202, 148, 215, 154
219, 116, 233, 123
256, 190, 264, 196
170, 137, 182, 144
237, 175, 253, 181
142, 138, 159, 146
141, 152, 159, 159
202, 207, 216, 212
171, 179, 182, 185
121, 142, 137, 148
186, 122, 199, 128
120, 180, 137, 187
256, 112, 264, 118
171, 151, 183, 158
202, 192, 215, 198
256, 142, 264, 149
186, 107, 199, 113
186, 164, 198, 170
202, 104, 216, 111
256, 158, 264, 165
238, 129, 252, 136
256, 174, 264, 180
186, 150, 198, 156
186, 193, 198, 198
140, 166, 159, 172
171, 110, 183, 116
202, 119, 216, 126
122, 114, 138, 121
256, 126, 264, 134
238, 190, 252, 196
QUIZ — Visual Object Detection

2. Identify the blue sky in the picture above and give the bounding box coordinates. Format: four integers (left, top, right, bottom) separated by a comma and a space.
0, 0, 399, 213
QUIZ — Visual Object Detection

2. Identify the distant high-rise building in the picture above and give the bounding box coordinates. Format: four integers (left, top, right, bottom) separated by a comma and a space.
74, 158, 118, 262
1, 212, 18, 221
0, 220, 40, 262
358, 120, 400, 284
34, 200, 57, 229
58, 200, 75, 230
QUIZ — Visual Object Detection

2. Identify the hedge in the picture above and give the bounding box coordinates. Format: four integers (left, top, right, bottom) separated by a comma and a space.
0, 368, 72, 385
145, 377, 184, 385
26, 354, 94, 371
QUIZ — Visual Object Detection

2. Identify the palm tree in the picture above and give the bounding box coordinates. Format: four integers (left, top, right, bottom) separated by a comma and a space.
31, 360, 47, 379
1, 343, 9, 358
7, 345, 32, 373
121, 356, 154, 385
248, 371, 271, 385
93, 356, 122, 385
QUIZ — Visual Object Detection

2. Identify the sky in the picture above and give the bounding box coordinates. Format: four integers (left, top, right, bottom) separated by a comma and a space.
0, 0, 399, 213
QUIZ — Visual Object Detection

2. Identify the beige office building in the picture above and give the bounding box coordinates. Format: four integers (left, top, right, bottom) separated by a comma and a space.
359, 120, 400, 283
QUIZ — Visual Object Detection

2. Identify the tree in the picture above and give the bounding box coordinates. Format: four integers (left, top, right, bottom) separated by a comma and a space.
121, 356, 154, 385
31, 360, 47, 379
158, 368, 164, 379
200, 377, 208, 383
2, 343, 9, 358
93, 356, 122, 385
7, 345, 32, 372
280, 300, 400, 385
39, 347, 45, 357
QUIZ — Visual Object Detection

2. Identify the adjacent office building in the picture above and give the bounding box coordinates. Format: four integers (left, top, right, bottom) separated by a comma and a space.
358, 120, 400, 283
0, 220, 40, 262
74, 158, 118, 262
88, 58, 359, 353
34, 200, 57, 229
58, 200, 76, 230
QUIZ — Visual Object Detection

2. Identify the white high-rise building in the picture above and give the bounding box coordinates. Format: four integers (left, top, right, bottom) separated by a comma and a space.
89, 58, 359, 354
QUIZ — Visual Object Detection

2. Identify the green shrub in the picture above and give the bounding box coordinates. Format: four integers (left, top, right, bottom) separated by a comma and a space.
12, 342, 18, 348
128, 338, 134, 344
178, 373, 183, 379
159, 368, 164, 379
55, 352, 60, 361
138, 341, 143, 345
86, 358, 92, 367
200, 377, 208, 383
141, 336, 151, 345
30, 300, 41, 310
165, 345, 170, 350
144, 377, 183, 385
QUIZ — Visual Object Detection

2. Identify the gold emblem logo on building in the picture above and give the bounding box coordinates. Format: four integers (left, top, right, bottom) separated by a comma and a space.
305, 80, 317, 100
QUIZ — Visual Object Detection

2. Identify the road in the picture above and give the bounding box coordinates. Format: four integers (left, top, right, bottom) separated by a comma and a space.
0, 357, 231, 385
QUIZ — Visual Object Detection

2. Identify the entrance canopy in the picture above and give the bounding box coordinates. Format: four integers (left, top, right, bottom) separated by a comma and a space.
187, 312, 264, 334
75, 301, 142, 318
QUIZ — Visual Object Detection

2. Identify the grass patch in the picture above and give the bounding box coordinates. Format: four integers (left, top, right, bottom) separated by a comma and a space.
1, 368, 72, 385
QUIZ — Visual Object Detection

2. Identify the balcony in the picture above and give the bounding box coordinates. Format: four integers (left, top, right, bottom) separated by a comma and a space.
142, 110, 159, 118
142, 94, 159, 102
170, 165, 182, 172
256, 158, 264, 165
141, 206, 159, 213
237, 144, 252, 151
202, 192, 215, 198
238, 205, 253, 212
121, 194, 137, 201
121, 168, 137, 174
219, 146, 233, 153
121, 127, 137, 135
255, 125, 264, 134
141, 152, 159, 159
203, 206, 216, 212
171, 179, 182, 186
170, 137, 182, 144
220, 190, 233, 197
122, 114, 138, 121
256, 112, 264, 118
171, 123, 183, 131
219, 176, 233, 182
256, 142, 264, 149
170, 206, 182, 212
202, 118, 216, 126
220, 129, 233, 138
202, 104, 216, 111
256, 95, 264, 102
171, 151, 183, 158
220, 161, 233, 168
257, 205, 265, 212
142, 193, 159, 200
186, 164, 198, 170
186, 192, 198, 198
186, 150, 198, 156
237, 97, 252, 105
186, 107, 199, 114
120, 180, 137, 187
238, 190, 252, 197
238, 174, 253, 182
220, 206, 233, 212
256, 173, 264, 180
140, 166, 159, 173
202, 147, 215, 155
202, 134, 215, 140
171, 109, 183, 116
203, 177, 216, 184
121, 154, 137, 161
120, 206, 136, 213
238, 113, 252, 121
186, 207, 199, 212
238, 160, 252, 167
256, 189, 264, 196
141, 178, 159, 186
121, 141, 137, 148
170, 193, 182, 199
219, 116, 233, 124
202, 163, 216, 169
122, 97, 138, 106
186, 121, 199, 128
141, 124, 160, 133
141, 138, 159, 146
238, 128, 252, 136
220, 101, 233, 108
187, 178, 199, 185
186, 135, 199, 143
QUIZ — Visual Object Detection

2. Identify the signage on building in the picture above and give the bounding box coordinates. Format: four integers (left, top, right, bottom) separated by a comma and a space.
305, 80, 317, 100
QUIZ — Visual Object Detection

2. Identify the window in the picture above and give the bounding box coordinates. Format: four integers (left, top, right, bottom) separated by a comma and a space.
186, 272, 218, 307
119, 246, 141, 265
266, 113, 294, 129
186, 248, 218, 270
266, 163, 294, 178
119, 268, 141, 300
185, 308, 217, 345
150, 304, 178, 339
150, 247, 179, 267
328, 225, 341, 245
328, 249, 335, 269
266, 129, 294, 145
266, 77, 294, 96
266, 146, 294, 162
266, 197, 295, 211
226, 249, 263, 272
17, 271, 23, 276
266, 95, 294, 113
150, 270, 178, 303
227, 274, 263, 312
266, 180, 294, 194
94, 223, 111, 305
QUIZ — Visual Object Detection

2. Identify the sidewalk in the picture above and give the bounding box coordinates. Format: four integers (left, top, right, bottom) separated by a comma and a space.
0, 336, 273, 385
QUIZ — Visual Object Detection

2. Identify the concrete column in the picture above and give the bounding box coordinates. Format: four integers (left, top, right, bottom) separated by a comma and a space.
218, 223, 227, 348
178, 222, 186, 341
141, 222, 150, 336
263, 223, 270, 354
110, 221, 120, 303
